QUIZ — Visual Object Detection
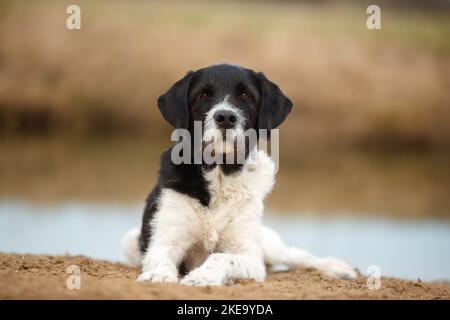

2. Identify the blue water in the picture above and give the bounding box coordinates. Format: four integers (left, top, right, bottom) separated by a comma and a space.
1, 200, 449, 281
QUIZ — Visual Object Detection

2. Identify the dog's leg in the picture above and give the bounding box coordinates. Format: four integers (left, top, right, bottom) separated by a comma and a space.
262, 226, 357, 279
181, 206, 266, 286
180, 252, 265, 286
137, 189, 200, 284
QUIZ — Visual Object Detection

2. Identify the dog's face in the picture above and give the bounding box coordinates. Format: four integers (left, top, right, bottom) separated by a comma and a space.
157, 64, 292, 154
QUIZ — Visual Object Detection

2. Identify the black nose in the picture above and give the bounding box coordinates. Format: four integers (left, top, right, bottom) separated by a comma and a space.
213, 110, 238, 128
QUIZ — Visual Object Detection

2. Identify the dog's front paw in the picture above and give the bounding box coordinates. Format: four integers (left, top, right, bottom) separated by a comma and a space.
137, 265, 178, 284
180, 268, 226, 286
318, 257, 357, 280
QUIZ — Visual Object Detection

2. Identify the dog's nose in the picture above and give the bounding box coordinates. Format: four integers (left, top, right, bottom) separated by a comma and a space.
213, 110, 237, 129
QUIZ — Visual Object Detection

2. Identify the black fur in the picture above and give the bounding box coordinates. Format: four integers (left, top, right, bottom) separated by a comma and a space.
157, 71, 194, 129
256, 72, 293, 137
139, 186, 161, 254
139, 64, 292, 257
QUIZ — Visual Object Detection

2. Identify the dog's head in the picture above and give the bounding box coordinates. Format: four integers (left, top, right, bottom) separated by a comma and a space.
157, 64, 292, 154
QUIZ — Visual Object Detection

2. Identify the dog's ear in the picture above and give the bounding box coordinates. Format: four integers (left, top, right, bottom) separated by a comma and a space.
257, 72, 293, 134
157, 71, 194, 129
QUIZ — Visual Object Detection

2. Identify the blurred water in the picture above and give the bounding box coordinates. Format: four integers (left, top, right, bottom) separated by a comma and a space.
0, 200, 449, 282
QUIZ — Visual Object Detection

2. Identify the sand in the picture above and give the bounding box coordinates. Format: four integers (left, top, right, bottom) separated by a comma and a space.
0, 253, 448, 300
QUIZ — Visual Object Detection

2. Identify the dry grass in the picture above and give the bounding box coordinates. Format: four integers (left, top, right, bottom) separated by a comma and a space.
0, 0, 449, 150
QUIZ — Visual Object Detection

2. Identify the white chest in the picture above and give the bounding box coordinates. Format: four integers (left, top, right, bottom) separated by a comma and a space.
206, 167, 253, 207
197, 165, 264, 252
157, 151, 275, 256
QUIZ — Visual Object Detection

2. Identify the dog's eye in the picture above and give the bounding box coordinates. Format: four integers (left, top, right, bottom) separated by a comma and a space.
238, 92, 251, 102
236, 83, 252, 102
197, 87, 212, 101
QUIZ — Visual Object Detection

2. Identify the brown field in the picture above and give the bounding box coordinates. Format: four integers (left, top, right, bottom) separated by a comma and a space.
0, 0, 449, 151
1, 253, 449, 299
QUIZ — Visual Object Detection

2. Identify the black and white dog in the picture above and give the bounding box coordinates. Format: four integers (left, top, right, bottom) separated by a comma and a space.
122, 64, 356, 286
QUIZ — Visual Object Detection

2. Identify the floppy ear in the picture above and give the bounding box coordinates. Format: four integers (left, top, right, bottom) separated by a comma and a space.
257, 72, 293, 133
157, 71, 194, 129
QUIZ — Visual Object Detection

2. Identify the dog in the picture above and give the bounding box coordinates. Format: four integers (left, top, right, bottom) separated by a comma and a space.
122, 64, 357, 286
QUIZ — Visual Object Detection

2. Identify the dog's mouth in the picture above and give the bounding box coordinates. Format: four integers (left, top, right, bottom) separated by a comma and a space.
202, 127, 245, 155
202, 140, 239, 157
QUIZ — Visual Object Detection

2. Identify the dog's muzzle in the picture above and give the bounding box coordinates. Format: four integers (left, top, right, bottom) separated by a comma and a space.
213, 109, 238, 129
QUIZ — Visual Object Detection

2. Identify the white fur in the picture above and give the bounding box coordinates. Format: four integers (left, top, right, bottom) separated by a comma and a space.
124, 150, 356, 286
261, 226, 357, 279
121, 227, 141, 267
203, 96, 245, 154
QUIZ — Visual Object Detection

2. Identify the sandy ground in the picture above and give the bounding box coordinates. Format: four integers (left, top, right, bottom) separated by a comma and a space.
1, 254, 449, 300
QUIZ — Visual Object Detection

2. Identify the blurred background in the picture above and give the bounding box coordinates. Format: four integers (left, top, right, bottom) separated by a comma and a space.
0, 0, 449, 281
